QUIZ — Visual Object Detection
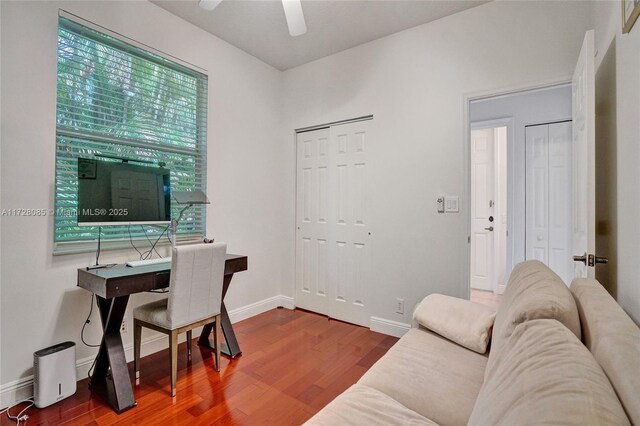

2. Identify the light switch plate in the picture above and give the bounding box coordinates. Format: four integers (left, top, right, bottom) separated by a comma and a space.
444, 196, 459, 213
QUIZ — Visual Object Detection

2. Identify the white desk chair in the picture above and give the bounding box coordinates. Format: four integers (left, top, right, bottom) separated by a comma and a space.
133, 242, 227, 397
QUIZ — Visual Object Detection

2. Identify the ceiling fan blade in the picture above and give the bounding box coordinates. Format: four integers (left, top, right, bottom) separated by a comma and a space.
282, 0, 307, 37
199, 0, 223, 11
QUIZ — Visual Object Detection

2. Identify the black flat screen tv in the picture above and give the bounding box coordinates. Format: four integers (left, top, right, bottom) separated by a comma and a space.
77, 157, 171, 226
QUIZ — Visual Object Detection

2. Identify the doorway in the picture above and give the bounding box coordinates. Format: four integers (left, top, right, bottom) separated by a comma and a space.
470, 124, 508, 295
468, 84, 573, 298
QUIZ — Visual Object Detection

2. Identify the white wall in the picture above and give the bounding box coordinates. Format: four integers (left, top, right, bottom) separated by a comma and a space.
0, 0, 288, 400
282, 1, 592, 326
592, 0, 640, 324
470, 85, 573, 284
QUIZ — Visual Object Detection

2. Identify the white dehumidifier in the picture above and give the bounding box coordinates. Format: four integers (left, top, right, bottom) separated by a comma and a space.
33, 341, 77, 408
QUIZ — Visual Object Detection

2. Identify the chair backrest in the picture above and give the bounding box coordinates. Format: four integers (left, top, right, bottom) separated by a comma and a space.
167, 242, 227, 328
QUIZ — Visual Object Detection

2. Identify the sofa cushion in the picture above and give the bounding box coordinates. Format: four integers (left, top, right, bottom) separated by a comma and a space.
359, 328, 487, 426
414, 294, 496, 354
571, 278, 640, 425
304, 384, 438, 426
491, 260, 581, 357
469, 319, 630, 426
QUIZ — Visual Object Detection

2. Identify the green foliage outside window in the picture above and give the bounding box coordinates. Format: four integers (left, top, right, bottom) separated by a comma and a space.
54, 16, 208, 252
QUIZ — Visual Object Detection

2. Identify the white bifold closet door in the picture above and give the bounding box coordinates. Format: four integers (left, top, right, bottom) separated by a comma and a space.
525, 121, 573, 285
295, 120, 371, 327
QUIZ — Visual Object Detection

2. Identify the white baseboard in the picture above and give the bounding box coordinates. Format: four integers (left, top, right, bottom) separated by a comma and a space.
0, 294, 296, 409
228, 294, 294, 324
0, 377, 32, 410
370, 316, 411, 338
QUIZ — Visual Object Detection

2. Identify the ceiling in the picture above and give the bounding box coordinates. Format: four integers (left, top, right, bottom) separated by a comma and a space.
151, 0, 490, 71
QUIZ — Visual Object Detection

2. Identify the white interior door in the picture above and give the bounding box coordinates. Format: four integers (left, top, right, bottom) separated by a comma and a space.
295, 120, 372, 327
470, 128, 495, 291
548, 122, 573, 283
526, 125, 549, 265
327, 121, 371, 326
571, 30, 596, 279
295, 128, 330, 314
525, 122, 573, 285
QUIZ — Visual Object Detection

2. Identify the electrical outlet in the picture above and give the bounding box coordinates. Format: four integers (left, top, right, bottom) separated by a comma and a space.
395, 298, 404, 314
121, 317, 127, 333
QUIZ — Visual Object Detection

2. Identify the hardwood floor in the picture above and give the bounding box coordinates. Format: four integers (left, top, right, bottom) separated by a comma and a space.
5, 309, 397, 426
471, 289, 502, 310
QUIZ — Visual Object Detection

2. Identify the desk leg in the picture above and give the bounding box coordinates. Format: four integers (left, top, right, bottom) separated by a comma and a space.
91, 296, 136, 414
198, 274, 242, 358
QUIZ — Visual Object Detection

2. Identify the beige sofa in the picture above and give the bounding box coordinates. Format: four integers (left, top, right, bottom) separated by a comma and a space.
306, 261, 640, 425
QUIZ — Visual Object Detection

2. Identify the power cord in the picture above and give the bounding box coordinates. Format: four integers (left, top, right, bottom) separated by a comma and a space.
1, 397, 34, 425
140, 225, 162, 259
128, 225, 143, 259
141, 223, 171, 260
80, 294, 101, 380
129, 224, 170, 260
81, 294, 100, 348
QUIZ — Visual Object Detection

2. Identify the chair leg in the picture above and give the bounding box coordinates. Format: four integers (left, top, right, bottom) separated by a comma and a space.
134, 319, 142, 385
169, 330, 178, 397
186, 330, 192, 361
214, 315, 222, 372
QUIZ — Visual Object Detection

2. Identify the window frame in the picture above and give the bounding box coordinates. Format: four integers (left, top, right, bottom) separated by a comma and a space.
53, 11, 209, 255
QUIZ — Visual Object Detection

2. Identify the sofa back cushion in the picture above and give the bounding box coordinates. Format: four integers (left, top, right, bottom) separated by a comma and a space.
571, 278, 640, 425
469, 319, 630, 426
491, 260, 581, 357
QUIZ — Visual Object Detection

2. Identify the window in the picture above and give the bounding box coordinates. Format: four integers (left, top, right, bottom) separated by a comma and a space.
54, 13, 208, 254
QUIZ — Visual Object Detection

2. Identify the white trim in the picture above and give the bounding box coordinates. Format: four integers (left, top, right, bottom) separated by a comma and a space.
0, 294, 296, 409
0, 332, 167, 409
228, 295, 295, 324
0, 378, 32, 411
369, 316, 411, 338
463, 77, 572, 104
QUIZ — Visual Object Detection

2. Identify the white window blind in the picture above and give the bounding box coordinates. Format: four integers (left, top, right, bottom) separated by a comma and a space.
54, 15, 208, 254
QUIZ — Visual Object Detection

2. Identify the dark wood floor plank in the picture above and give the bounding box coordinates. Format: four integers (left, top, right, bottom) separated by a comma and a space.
2, 309, 398, 426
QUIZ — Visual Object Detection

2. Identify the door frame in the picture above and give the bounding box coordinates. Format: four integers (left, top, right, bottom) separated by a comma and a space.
462, 77, 571, 299
470, 118, 513, 294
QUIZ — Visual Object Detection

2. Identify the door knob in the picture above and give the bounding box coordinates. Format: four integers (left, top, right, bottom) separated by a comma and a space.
573, 253, 587, 264
484, 226, 494, 231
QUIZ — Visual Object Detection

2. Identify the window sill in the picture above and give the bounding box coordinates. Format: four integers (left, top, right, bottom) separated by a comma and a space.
53, 233, 203, 256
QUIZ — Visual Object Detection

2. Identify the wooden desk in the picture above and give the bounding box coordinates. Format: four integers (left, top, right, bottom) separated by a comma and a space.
77, 254, 247, 413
